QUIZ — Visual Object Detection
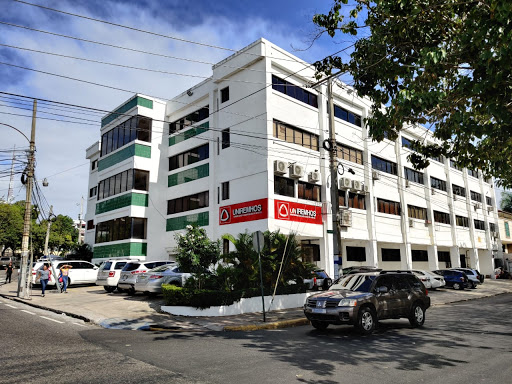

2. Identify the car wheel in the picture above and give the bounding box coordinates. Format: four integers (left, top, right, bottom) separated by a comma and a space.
356, 306, 376, 335
471, 282, 477, 289
127, 287, 136, 295
409, 303, 425, 327
452, 282, 461, 290
311, 320, 328, 330
104, 286, 116, 293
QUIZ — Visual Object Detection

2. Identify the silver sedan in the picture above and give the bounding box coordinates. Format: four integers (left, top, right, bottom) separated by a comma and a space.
412, 269, 446, 289
134, 264, 191, 294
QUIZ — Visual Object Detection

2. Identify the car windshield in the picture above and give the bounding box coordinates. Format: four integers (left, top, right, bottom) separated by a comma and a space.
102, 262, 112, 270
330, 274, 376, 292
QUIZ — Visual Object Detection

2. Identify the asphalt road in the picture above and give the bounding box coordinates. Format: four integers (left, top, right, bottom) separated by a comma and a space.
2, 294, 512, 384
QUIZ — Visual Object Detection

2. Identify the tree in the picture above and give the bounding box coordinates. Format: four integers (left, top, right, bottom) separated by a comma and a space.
0, 202, 23, 256
174, 225, 221, 290
501, 191, 512, 213
313, 0, 512, 187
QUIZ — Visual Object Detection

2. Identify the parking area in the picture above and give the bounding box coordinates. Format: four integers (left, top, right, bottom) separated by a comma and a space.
1, 269, 512, 331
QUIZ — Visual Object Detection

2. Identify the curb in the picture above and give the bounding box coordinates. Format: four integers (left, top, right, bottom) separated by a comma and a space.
223, 318, 310, 332
0, 293, 93, 325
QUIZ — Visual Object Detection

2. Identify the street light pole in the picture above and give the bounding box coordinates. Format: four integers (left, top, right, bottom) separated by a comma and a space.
17, 100, 37, 299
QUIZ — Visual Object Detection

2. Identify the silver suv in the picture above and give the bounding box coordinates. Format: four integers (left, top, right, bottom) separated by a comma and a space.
117, 260, 174, 294
96, 259, 139, 292
304, 271, 431, 334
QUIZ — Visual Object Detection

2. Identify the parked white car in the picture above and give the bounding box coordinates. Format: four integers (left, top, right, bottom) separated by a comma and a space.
96, 259, 139, 292
411, 270, 446, 289
117, 260, 174, 294
31, 260, 99, 286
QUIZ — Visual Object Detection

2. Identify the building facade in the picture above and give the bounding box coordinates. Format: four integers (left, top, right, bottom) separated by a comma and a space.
84, 39, 500, 278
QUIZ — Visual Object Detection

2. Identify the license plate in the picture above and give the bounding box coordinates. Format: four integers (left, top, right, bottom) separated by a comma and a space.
312, 308, 326, 314
140, 276, 147, 280
122, 276, 127, 280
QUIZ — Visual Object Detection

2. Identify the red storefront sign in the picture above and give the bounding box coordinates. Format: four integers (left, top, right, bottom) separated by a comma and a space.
219, 198, 268, 225
274, 199, 322, 225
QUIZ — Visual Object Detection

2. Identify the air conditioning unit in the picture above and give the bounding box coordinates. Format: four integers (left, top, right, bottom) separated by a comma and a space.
372, 170, 380, 180
405, 179, 410, 188
274, 160, 287, 175
409, 218, 414, 228
474, 203, 482, 210
431, 188, 436, 195
289, 164, 304, 179
362, 185, 369, 194
453, 195, 458, 201
352, 180, 362, 191
339, 177, 352, 189
487, 207, 493, 213
339, 209, 352, 227
492, 231, 498, 238
308, 171, 320, 183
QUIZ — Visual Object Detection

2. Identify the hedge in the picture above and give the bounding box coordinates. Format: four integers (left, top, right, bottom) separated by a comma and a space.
162, 283, 308, 309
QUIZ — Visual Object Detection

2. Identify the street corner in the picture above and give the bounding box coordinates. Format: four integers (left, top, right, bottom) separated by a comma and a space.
223, 318, 310, 332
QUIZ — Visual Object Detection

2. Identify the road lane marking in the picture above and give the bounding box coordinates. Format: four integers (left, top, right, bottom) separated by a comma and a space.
5, 304, 17, 309
73, 322, 86, 327
21, 310, 36, 315
40, 316, 64, 324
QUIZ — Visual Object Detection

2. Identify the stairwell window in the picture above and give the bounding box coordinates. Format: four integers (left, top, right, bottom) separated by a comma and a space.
221, 87, 229, 103
221, 182, 230, 200
222, 128, 230, 149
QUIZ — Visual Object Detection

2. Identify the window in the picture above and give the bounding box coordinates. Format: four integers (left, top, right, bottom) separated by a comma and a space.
430, 177, 447, 192
339, 190, 346, 207
489, 222, 496, 233
91, 159, 98, 170
100, 115, 152, 157
348, 192, 366, 210
434, 210, 450, 224
456, 215, 469, 227
274, 176, 294, 197
97, 169, 149, 201
438, 251, 451, 263
272, 75, 318, 108
298, 181, 321, 202
223, 238, 230, 255
169, 144, 209, 171
450, 159, 462, 170
467, 169, 478, 178
371, 155, 397, 175
381, 248, 401, 262
222, 128, 230, 149
408, 205, 427, 220
377, 198, 401, 215
430, 155, 444, 163
222, 182, 229, 200
167, 191, 209, 214
506, 222, 510, 238
333, 104, 362, 127
452, 184, 466, 197
337, 143, 363, 165
169, 106, 209, 134
486, 196, 492, 206
220, 87, 229, 103
470, 191, 482, 202
95, 217, 147, 243
404, 167, 424, 185
346, 246, 366, 262
273, 120, 319, 151
89, 186, 97, 198
412, 250, 429, 262
302, 244, 321, 262
401, 137, 412, 149
86, 220, 94, 230
474, 220, 485, 230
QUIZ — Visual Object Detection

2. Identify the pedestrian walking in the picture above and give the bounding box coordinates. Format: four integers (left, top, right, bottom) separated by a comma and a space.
4, 262, 13, 283
59, 264, 72, 293
36, 264, 51, 297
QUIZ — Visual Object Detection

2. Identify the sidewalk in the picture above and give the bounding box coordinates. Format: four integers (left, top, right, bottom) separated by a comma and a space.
1, 270, 512, 332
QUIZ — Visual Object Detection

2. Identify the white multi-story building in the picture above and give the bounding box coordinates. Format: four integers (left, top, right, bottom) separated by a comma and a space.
84, 38, 500, 278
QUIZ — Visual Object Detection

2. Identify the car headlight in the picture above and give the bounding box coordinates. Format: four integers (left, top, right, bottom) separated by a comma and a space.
338, 299, 357, 307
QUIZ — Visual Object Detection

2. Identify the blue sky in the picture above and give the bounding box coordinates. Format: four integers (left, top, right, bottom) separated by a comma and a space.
0, 0, 349, 219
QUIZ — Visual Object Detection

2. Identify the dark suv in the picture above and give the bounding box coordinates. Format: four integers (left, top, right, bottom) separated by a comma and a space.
304, 271, 431, 334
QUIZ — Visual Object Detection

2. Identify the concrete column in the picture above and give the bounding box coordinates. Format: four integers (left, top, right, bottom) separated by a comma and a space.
469, 248, 480, 270
428, 245, 439, 270
367, 240, 379, 267
450, 246, 461, 268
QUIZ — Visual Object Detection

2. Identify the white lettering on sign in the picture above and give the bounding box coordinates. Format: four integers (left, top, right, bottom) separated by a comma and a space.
233, 204, 262, 216
291, 207, 317, 218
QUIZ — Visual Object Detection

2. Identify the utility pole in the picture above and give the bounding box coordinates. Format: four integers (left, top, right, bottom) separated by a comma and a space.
17, 100, 37, 299
309, 74, 343, 277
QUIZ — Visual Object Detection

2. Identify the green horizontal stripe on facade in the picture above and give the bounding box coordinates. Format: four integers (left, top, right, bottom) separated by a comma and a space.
98, 143, 151, 171
166, 211, 209, 232
95, 193, 149, 214
168, 163, 209, 187
168, 122, 209, 146
101, 96, 153, 127
93, 242, 147, 259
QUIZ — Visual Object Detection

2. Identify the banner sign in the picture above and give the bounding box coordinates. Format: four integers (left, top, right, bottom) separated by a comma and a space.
274, 199, 322, 225
219, 198, 268, 225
